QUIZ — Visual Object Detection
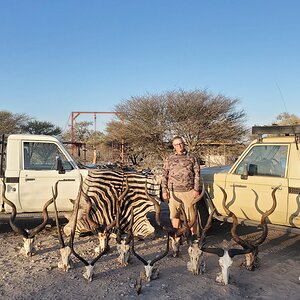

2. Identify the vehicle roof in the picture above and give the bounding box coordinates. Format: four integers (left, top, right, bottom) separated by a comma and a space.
8, 134, 60, 142
250, 135, 297, 144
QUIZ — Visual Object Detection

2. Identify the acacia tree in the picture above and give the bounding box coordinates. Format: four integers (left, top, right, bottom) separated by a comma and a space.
62, 121, 110, 163
0, 110, 31, 134
62, 121, 93, 142
165, 90, 247, 152
113, 94, 170, 164
0, 110, 64, 136
20, 120, 62, 135
105, 120, 149, 165
107, 89, 248, 166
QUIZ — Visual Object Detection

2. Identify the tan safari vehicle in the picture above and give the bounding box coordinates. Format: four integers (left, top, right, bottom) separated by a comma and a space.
201, 125, 300, 233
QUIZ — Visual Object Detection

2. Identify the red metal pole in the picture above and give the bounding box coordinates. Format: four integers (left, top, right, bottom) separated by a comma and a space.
71, 112, 81, 155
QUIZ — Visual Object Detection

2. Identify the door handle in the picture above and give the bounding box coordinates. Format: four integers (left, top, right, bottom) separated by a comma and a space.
272, 185, 282, 190
60, 179, 76, 182
230, 184, 247, 188
25, 178, 35, 182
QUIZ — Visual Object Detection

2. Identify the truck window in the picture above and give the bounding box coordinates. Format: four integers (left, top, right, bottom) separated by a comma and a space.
23, 142, 73, 171
234, 145, 288, 177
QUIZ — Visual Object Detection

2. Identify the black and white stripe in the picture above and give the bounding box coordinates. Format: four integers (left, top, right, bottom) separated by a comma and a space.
72, 169, 161, 238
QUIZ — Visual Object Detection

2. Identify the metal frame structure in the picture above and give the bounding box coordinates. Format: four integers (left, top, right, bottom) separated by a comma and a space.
252, 125, 300, 135
252, 125, 300, 149
70, 111, 124, 165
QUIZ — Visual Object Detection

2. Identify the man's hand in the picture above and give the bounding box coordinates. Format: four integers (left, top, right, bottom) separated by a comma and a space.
193, 190, 200, 199
162, 191, 170, 203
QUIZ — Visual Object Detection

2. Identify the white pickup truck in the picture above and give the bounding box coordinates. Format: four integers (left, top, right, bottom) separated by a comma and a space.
202, 125, 300, 233
0, 134, 88, 214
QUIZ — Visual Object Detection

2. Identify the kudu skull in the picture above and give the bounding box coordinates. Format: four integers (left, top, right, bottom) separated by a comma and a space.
169, 182, 215, 275
2, 179, 55, 256
201, 185, 278, 285
220, 185, 278, 271
168, 182, 206, 259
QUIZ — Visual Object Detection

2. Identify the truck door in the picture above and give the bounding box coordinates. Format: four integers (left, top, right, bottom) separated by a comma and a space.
288, 179, 300, 228
224, 144, 289, 226
19, 141, 81, 212
286, 143, 300, 228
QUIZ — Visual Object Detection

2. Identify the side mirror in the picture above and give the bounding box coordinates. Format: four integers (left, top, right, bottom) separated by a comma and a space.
248, 164, 258, 176
56, 156, 65, 174
240, 164, 248, 180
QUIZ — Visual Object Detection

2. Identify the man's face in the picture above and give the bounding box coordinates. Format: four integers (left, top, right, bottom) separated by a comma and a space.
173, 138, 185, 155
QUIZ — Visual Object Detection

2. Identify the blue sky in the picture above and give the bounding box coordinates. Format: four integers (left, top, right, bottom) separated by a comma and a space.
1, 0, 299, 132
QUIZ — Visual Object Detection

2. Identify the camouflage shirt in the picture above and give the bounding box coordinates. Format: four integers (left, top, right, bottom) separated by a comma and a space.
161, 151, 200, 193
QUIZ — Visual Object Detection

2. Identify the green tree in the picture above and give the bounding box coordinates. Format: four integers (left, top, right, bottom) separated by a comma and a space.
105, 120, 144, 165
20, 120, 62, 135
110, 94, 169, 165
62, 121, 93, 142
164, 90, 247, 152
0, 110, 31, 134
62, 121, 109, 164
274, 112, 300, 125
109, 89, 248, 165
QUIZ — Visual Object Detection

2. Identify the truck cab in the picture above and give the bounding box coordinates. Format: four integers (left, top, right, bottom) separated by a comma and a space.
202, 125, 300, 232
0, 134, 89, 213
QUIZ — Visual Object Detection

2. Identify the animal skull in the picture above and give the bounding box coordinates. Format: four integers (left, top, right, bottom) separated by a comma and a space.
243, 250, 259, 271
142, 261, 160, 282
216, 250, 233, 285
187, 241, 205, 275
170, 236, 181, 257
83, 265, 95, 282
58, 246, 72, 271
116, 240, 131, 266
95, 232, 108, 253
20, 237, 35, 256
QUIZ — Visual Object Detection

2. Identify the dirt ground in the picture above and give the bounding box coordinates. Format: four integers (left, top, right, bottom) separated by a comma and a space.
0, 204, 299, 300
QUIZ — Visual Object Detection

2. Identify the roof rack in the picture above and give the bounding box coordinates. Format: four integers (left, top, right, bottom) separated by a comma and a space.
252, 125, 300, 135
252, 125, 300, 150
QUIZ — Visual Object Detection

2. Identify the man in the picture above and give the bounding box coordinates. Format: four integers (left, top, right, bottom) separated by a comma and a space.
161, 136, 200, 234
